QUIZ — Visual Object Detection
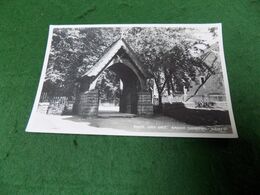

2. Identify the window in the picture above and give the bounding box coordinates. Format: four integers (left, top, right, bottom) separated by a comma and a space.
200, 76, 205, 84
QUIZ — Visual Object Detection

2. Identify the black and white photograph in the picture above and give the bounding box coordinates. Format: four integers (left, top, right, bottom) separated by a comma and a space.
26, 24, 237, 138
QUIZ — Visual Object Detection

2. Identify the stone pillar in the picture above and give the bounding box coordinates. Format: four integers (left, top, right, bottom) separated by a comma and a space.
137, 91, 153, 115
78, 90, 99, 116
126, 93, 132, 113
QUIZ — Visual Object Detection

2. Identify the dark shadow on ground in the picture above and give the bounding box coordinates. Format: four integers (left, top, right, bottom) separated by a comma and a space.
157, 103, 231, 126
61, 112, 232, 134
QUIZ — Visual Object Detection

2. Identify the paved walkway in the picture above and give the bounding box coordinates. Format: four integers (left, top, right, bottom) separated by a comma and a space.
26, 112, 232, 137
98, 111, 136, 118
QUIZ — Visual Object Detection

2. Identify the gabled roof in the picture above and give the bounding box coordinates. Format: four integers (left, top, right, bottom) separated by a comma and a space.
201, 42, 219, 58
200, 42, 221, 69
82, 38, 148, 79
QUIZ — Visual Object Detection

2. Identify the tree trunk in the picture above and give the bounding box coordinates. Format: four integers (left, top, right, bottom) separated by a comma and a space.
158, 93, 163, 113
166, 80, 171, 95
154, 75, 169, 113
170, 77, 175, 97
185, 74, 211, 102
164, 69, 171, 96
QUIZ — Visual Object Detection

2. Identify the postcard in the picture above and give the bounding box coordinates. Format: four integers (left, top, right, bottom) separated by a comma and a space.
26, 24, 238, 138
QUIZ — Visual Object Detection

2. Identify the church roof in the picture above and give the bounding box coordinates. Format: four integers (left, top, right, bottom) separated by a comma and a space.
200, 42, 221, 70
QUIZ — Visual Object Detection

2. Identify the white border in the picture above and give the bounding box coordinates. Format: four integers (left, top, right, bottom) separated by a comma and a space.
26, 23, 238, 138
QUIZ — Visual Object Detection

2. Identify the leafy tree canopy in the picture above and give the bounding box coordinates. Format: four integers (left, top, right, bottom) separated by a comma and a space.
43, 26, 218, 98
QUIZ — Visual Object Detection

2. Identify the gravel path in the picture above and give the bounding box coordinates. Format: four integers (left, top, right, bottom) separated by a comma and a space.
26, 112, 232, 137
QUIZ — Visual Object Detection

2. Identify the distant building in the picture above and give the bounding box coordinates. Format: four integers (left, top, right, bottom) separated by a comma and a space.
158, 42, 228, 110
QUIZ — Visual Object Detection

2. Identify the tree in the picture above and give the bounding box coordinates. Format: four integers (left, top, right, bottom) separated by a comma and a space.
43, 27, 120, 97
184, 44, 221, 102
43, 26, 219, 111
124, 27, 208, 110
96, 70, 120, 104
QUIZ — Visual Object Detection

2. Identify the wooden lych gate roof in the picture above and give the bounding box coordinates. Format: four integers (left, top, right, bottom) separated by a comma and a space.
81, 38, 148, 79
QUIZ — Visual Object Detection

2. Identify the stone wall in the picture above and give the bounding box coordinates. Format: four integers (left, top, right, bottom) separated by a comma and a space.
137, 92, 153, 115
77, 90, 99, 116
162, 102, 231, 125
38, 96, 69, 115
37, 102, 50, 114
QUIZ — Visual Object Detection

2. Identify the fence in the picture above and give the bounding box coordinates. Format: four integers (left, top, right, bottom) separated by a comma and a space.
156, 94, 226, 105
186, 94, 226, 102
153, 94, 227, 110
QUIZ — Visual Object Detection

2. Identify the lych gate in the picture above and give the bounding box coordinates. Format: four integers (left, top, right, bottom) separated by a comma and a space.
73, 38, 153, 116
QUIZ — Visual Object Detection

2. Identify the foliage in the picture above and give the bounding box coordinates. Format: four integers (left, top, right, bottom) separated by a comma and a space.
124, 27, 215, 108
96, 70, 120, 104
44, 27, 120, 96
42, 26, 219, 105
